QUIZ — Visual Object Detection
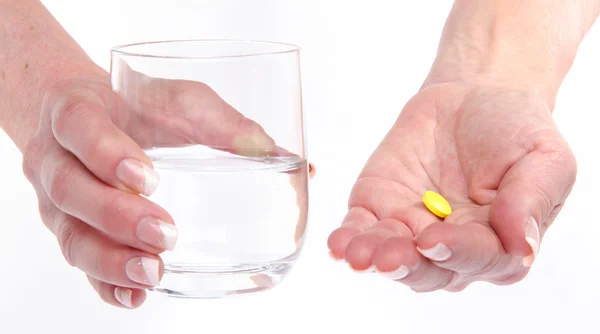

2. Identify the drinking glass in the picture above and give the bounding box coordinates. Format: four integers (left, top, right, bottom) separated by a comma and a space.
110, 40, 308, 298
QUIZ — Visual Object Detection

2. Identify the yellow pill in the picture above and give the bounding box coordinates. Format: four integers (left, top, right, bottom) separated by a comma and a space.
422, 190, 452, 219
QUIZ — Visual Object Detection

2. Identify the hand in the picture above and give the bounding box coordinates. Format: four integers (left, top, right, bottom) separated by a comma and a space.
21, 69, 294, 308
327, 82, 576, 291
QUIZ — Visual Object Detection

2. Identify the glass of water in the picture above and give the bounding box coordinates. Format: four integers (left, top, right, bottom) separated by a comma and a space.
110, 40, 308, 298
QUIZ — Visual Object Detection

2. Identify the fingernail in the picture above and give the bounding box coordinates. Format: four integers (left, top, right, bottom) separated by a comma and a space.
378, 265, 410, 280
114, 287, 133, 308
232, 131, 275, 157
116, 158, 160, 196
417, 243, 452, 261
137, 217, 178, 250
126, 257, 160, 286
523, 217, 540, 267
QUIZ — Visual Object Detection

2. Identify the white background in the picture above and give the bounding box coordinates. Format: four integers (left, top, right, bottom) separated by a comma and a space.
1, 1, 600, 333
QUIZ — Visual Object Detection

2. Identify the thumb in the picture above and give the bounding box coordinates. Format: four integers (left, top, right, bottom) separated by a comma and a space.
489, 141, 577, 267
113, 61, 285, 158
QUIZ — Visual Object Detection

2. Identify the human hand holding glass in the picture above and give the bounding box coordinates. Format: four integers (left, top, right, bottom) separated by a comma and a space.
23, 40, 309, 307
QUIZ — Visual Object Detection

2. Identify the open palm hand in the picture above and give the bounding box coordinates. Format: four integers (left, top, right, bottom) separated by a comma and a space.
328, 82, 576, 291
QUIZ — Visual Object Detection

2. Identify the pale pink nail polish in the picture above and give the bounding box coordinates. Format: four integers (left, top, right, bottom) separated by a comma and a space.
378, 265, 410, 280
126, 257, 160, 286
114, 287, 133, 308
417, 243, 452, 261
116, 158, 160, 196
137, 217, 178, 250
523, 217, 540, 267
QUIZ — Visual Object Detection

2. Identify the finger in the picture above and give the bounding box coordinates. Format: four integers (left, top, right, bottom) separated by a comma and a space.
328, 175, 440, 261
45, 80, 160, 197
415, 221, 524, 278
87, 276, 147, 309
344, 218, 456, 292
47, 208, 164, 289
128, 78, 278, 157
489, 140, 576, 266
345, 176, 441, 235
486, 270, 529, 286
344, 218, 412, 271
372, 236, 455, 292
289, 164, 309, 245
327, 206, 378, 260
38, 140, 177, 253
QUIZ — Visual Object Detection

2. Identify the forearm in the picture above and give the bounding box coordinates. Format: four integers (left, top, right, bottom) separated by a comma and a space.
0, 0, 106, 151
424, 0, 600, 108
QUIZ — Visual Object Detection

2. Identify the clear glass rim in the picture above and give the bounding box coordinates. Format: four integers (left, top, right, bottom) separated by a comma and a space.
110, 39, 300, 60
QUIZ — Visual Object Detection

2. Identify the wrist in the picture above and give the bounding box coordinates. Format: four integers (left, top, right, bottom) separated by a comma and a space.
0, 0, 107, 151
20, 61, 108, 152
422, 0, 600, 109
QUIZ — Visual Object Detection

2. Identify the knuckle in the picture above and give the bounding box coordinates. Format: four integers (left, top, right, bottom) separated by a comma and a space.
489, 269, 529, 286
90, 247, 115, 283
47, 160, 80, 208
445, 285, 468, 293
86, 275, 100, 291
187, 81, 211, 95
99, 191, 134, 234
50, 96, 79, 136
22, 137, 43, 183
174, 80, 211, 97
55, 218, 82, 267
542, 204, 563, 232
546, 139, 578, 188
431, 271, 458, 291
464, 233, 502, 277
86, 276, 114, 305
51, 90, 101, 138
445, 281, 472, 293
99, 286, 118, 306
410, 271, 456, 292
563, 148, 578, 185
468, 256, 501, 278
537, 185, 556, 220
171, 81, 215, 111
37, 200, 56, 227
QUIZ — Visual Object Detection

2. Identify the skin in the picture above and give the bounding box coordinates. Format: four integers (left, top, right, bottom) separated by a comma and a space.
328, 0, 600, 291
0, 0, 598, 308
329, 83, 575, 290
1, 0, 294, 308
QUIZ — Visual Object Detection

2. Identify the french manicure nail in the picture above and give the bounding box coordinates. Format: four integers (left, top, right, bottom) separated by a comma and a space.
378, 265, 410, 280
417, 243, 452, 261
114, 287, 133, 308
116, 158, 160, 196
232, 132, 275, 157
126, 257, 160, 286
137, 217, 178, 250
523, 217, 540, 267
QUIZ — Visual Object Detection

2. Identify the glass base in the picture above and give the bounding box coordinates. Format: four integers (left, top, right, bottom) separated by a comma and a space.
150, 259, 295, 299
